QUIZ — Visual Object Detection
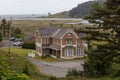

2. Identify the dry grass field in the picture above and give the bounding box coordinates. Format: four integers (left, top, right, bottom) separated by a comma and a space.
11, 20, 88, 35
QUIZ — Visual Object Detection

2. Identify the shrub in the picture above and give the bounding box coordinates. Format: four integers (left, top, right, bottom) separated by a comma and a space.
41, 55, 51, 59
109, 63, 120, 78
0, 58, 29, 80
49, 76, 57, 80
22, 42, 35, 49
66, 68, 83, 77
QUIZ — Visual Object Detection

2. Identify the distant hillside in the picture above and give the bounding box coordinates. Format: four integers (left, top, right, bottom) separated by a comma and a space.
49, 0, 105, 18
69, 0, 105, 18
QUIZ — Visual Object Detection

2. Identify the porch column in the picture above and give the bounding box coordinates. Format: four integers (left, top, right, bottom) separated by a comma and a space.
56, 50, 57, 58
42, 48, 46, 56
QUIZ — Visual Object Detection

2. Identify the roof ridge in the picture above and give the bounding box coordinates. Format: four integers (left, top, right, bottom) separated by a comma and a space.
52, 29, 61, 37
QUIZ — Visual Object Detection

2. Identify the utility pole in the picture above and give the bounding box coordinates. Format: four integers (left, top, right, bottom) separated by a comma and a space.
8, 17, 12, 55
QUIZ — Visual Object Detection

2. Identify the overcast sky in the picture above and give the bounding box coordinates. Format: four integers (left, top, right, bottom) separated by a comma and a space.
0, 0, 91, 15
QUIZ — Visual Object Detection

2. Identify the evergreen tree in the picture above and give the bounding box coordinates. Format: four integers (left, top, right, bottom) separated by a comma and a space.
0, 32, 2, 41
82, 0, 120, 78
0, 18, 7, 39
0, 19, 12, 39
13, 27, 21, 34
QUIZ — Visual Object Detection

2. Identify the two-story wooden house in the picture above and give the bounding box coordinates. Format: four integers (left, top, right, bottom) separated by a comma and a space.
35, 27, 87, 59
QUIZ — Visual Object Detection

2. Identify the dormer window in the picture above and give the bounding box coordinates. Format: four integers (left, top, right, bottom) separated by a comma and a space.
66, 38, 72, 45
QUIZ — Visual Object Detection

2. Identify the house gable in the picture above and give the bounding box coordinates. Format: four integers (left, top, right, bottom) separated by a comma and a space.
60, 29, 78, 39
62, 33, 77, 45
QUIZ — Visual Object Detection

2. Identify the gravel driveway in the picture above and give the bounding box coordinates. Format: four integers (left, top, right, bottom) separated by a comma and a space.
26, 57, 84, 77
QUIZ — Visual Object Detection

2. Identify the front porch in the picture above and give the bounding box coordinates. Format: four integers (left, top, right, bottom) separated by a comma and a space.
42, 48, 61, 58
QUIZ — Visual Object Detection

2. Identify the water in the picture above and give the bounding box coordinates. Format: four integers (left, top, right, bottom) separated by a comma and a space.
0, 14, 82, 21
0, 14, 45, 20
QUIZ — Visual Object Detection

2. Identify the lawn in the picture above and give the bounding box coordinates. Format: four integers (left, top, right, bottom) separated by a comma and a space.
1, 48, 35, 56
1, 47, 60, 62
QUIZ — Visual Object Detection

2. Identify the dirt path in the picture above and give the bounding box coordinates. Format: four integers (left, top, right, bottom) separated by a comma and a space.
26, 57, 84, 78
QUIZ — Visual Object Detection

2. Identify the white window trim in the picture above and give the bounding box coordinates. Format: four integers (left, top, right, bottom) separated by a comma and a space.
77, 48, 84, 56
64, 48, 74, 58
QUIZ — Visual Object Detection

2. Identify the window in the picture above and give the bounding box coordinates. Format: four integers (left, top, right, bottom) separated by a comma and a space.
45, 38, 49, 44
64, 48, 74, 58
77, 48, 84, 56
37, 46, 41, 53
66, 38, 72, 45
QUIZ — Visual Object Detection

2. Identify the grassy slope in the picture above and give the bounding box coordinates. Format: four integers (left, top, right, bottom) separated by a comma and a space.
0, 49, 49, 80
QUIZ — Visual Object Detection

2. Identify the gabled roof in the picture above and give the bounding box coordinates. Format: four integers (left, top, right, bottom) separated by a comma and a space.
38, 27, 85, 39
24, 32, 34, 41
50, 44, 61, 50
52, 29, 68, 38
38, 27, 58, 37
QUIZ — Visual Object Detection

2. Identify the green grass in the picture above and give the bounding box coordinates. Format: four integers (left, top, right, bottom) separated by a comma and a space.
2, 48, 59, 62
1, 48, 35, 56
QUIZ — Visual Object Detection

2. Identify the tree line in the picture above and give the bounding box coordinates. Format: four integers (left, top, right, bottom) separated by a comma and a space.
0, 19, 22, 41
0, 19, 12, 40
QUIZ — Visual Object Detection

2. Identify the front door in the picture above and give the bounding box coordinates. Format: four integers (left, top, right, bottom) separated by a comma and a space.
56, 51, 60, 58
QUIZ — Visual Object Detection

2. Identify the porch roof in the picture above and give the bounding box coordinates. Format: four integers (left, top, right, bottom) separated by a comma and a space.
42, 44, 50, 48
50, 44, 61, 50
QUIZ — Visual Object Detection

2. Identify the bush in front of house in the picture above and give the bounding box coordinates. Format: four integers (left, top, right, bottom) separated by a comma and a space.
22, 42, 35, 49
49, 76, 57, 80
66, 68, 83, 77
